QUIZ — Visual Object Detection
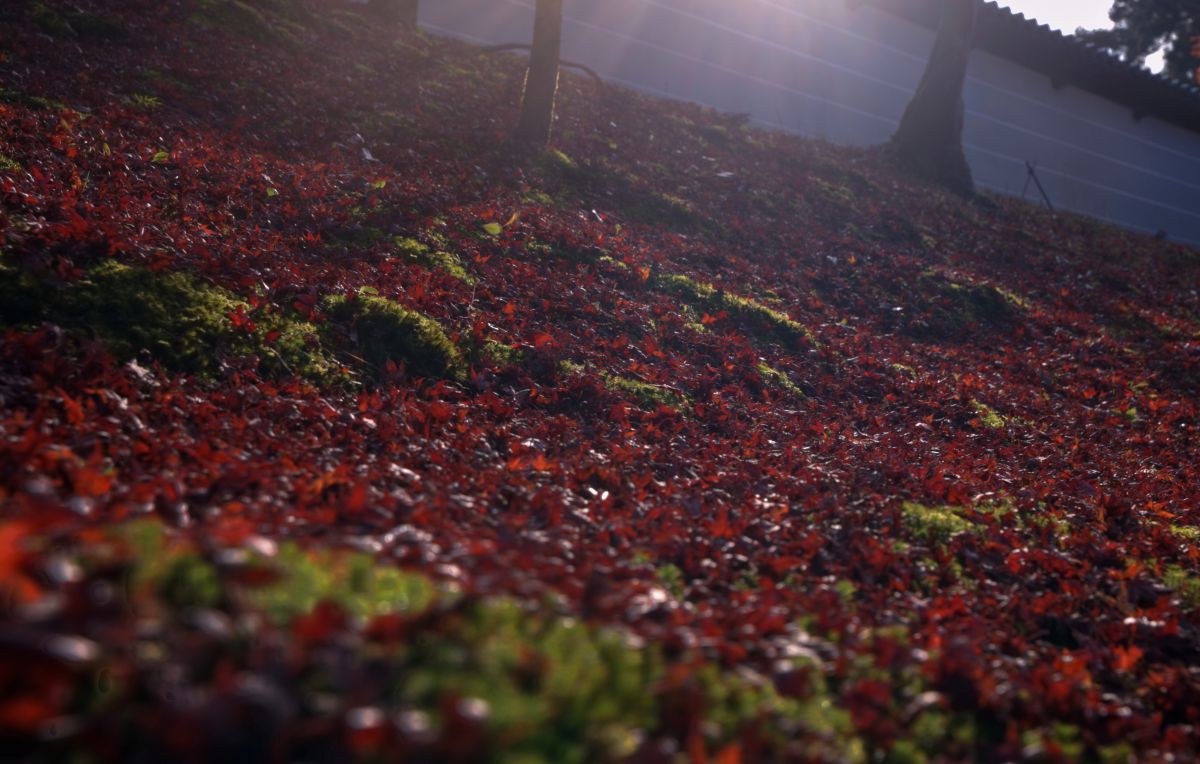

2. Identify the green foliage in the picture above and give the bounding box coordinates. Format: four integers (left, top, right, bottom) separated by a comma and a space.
901, 502, 975, 544
655, 273, 815, 347
1075, 1, 1199, 83
323, 293, 466, 381
0, 155, 20, 172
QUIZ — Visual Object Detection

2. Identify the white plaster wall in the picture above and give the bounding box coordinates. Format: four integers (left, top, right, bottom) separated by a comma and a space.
419, 0, 1200, 247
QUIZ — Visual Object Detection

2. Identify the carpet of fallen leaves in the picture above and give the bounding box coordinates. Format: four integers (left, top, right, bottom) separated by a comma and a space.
3, 0, 1200, 761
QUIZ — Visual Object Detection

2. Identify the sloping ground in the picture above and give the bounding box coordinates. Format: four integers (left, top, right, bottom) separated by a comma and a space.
2, 1, 1200, 761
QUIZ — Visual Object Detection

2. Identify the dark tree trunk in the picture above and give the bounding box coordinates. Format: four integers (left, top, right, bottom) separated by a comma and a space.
890, 0, 977, 196
515, 0, 564, 147
369, 0, 418, 27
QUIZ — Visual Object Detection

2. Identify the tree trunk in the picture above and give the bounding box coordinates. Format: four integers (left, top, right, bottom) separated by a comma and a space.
369, 0, 418, 27
515, 0, 564, 147
890, 0, 977, 196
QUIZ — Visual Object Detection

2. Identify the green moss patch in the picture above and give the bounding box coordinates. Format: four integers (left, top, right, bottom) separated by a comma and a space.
901, 502, 975, 544
899, 497, 1021, 547
29, 2, 128, 40
0, 259, 336, 382
969, 399, 1007, 429
902, 273, 1024, 341
523, 189, 557, 207
1168, 525, 1200, 543
0, 257, 48, 324
124, 93, 163, 111
1164, 565, 1200, 610
323, 294, 466, 381
533, 150, 716, 235
757, 362, 805, 397
0, 86, 68, 111
32, 520, 861, 763
1101, 303, 1181, 343
395, 237, 474, 284
655, 273, 815, 347
480, 339, 524, 369
560, 361, 688, 410
189, 0, 308, 50
458, 336, 525, 371
602, 372, 687, 410
596, 254, 631, 275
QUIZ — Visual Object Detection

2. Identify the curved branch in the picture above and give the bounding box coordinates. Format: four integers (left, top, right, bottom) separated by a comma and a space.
485, 43, 606, 88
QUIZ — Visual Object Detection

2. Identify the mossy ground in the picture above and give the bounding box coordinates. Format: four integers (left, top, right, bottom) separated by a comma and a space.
655, 273, 815, 347
1164, 565, 1200, 610
28, 1, 128, 41
903, 273, 1025, 341
395, 236, 475, 285
0, 86, 69, 111
756, 362, 805, 397
123, 93, 162, 111
479, 339, 525, 369
189, 0, 310, 50
969, 399, 1007, 429
0, 258, 337, 382
1168, 525, 1200, 543
560, 361, 688, 410
57, 520, 864, 764
532, 149, 717, 236
901, 502, 976, 544
323, 293, 466, 382
601, 372, 688, 410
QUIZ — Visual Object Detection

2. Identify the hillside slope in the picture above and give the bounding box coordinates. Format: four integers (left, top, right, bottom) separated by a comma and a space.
2, 1, 1200, 761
